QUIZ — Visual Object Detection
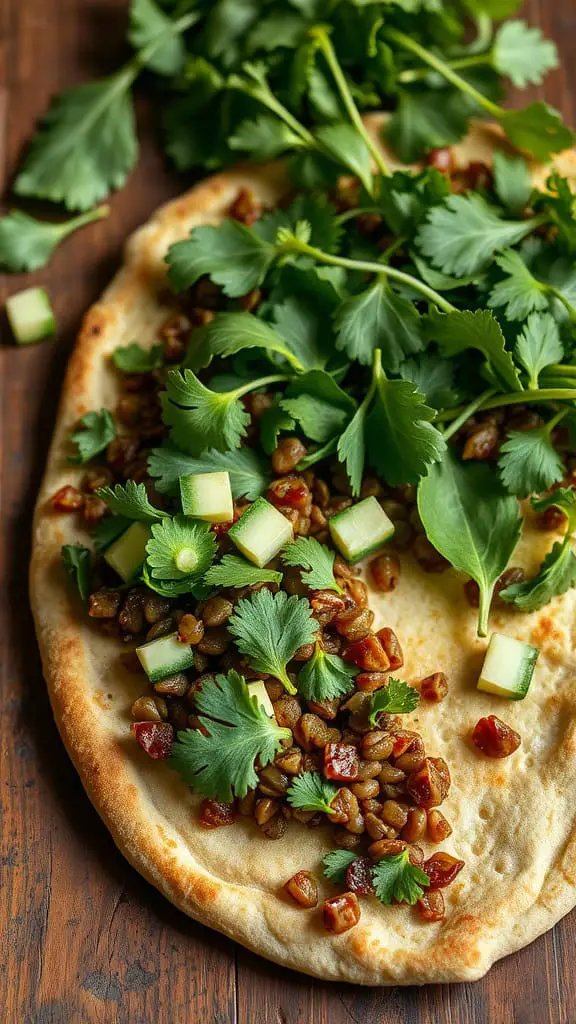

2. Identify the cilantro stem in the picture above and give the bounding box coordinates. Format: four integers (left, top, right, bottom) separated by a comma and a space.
385, 28, 502, 119
546, 365, 576, 378
334, 206, 381, 226
297, 436, 338, 470
232, 374, 293, 399
437, 388, 576, 423
276, 236, 456, 313
309, 25, 391, 179
379, 236, 408, 264
398, 54, 489, 84
545, 408, 569, 435
229, 70, 316, 149
441, 389, 496, 442
547, 286, 576, 323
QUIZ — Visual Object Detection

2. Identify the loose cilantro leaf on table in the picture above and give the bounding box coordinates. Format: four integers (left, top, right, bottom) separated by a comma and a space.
112, 342, 164, 374
418, 450, 523, 636
286, 772, 338, 815
498, 429, 564, 499
0, 206, 108, 272
161, 369, 251, 455
204, 555, 282, 589
96, 481, 169, 523
170, 670, 291, 801
148, 445, 270, 499
228, 588, 317, 695
416, 194, 542, 278
514, 313, 564, 389
146, 515, 216, 581
298, 642, 357, 702
500, 489, 576, 611
61, 544, 92, 601
282, 538, 342, 594
492, 20, 558, 88
69, 409, 116, 463
492, 153, 533, 216
372, 850, 430, 906
369, 679, 420, 724
426, 308, 523, 393
488, 250, 549, 322
334, 280, 423, 372
322, 849, 358, 885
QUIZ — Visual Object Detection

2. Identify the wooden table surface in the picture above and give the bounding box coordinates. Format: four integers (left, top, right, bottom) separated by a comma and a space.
1, 1, 576, 1021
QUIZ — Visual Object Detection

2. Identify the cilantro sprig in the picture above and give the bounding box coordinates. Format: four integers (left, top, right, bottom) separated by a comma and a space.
170, 671, 291, 801
298, 642, 357, 702
286, 772, 338, 815
0, 206, 108, 272
96, 480, 169, 523
145, 515, 217, 583
282, 537, 342, 594
204, 555, 282, 590
69, 409, 116, 464
500, 489, 576, 611
369, 679, 420, 724
372, 849, 430, 906
228, 588, 317, 695
61, 544, 92, 601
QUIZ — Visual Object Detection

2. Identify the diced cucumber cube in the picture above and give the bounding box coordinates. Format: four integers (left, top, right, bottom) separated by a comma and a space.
477, 633, 539, 701
104, 522, 151, 582
247, 680, 274, 717
329, 496, 394, 562
228, 497, 293, 567
6, 287, 56, 344
180, 471, 233, 523
136, 632, 195, 683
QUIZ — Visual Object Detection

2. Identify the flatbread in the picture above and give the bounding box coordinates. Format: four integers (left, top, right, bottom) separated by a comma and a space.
30, 116, 576, 984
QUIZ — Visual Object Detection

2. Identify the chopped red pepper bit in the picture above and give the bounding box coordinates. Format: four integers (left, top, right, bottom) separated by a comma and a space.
472, 715, 521, 758
324, 742, 359, 781
131, 721, 174, 759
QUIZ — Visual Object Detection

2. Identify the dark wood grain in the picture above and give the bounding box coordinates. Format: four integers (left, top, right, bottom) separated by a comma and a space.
0, 2, 574, 1021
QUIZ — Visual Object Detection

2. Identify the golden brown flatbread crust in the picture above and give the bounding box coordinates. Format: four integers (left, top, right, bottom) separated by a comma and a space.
30, 116, 576, 984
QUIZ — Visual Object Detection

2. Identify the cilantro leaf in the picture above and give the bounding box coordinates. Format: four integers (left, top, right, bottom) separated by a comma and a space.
498, 429, 564, 499
204, 555, 282, 589
334, 280, 423, 371
492, 152, 533, 216
96, 481, 169, 523
378, 169, 451, 237
514, 312, 564, 389
161, 369, 251, 455
500, 489, 576, 611
112, 342, 164, 374
286, 772, 338, 815
148, 445, 269, 499
366, 355, 447, 487
368, 679, 420, 724
385, 89, 469, 164
166, 220, 275, 296
228, 589, 317, 695
282, 538, 342, 593
92, 516, 132, 553
61, 544, 92, 601
501, 103, 574, 163
322, 849, 358, 884
0, 206, 108, 272
141, 563, 212, 600
314, 123, 372, 194
188, 312, 305, 373
69, 409, 116, 463
426, 308, 523, 393
399, 353, 459, 410
129, 0, 193, 76
146, 515, 217, 581
14, 69, 138, 211
416, 194, 539, 277
260, 402, 296, 455
170, 670, 291, 801
337, 403, 367, 497
493, 20, 558, 89
280, 370, 355, 444
418, 450, 523, 636
271, 295, 335, 372
298, 642, 357, 701
229, 114, 300, 159
257, 195, 342, 255
537, 173, 576, 254
372, 850, 430, 906
488, 250, 549, 322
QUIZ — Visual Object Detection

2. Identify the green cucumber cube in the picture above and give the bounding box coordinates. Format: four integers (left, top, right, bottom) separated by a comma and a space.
180, 471, 233, 523
228, 497, 293, 567
136, 632, 195, 683
104, 522, 151, 582
477, 633, 539, 701
6, 286, 56, 344
247, 680, 274, 717
329, 496, 394, 562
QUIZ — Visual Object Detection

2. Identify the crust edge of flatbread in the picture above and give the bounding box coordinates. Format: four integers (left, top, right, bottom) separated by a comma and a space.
29, 114, 576, 985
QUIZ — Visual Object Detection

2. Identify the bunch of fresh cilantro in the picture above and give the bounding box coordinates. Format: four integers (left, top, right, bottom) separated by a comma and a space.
1, 0, 571, 271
